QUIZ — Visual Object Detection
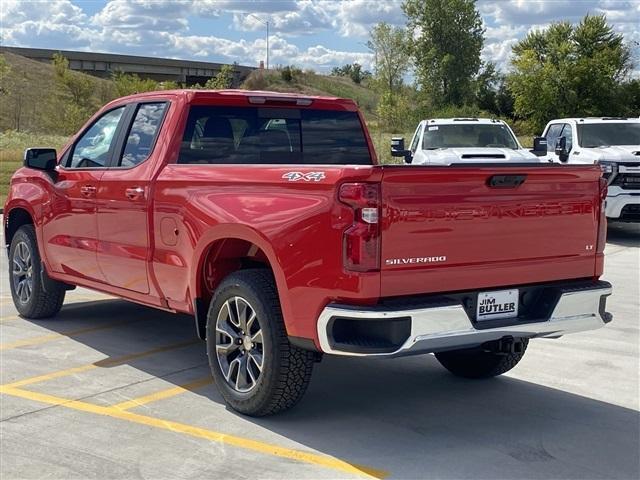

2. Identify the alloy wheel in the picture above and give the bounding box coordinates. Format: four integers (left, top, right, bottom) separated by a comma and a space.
215, 296, 264, 393
12, 241, 33, 304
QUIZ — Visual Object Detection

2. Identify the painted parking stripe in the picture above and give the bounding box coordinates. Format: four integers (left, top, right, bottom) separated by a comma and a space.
2, 339, 200, 388
0, 318, 141, 351
0, 386, 387, 479
0, 295, 113, 307
112, 377, 213, 411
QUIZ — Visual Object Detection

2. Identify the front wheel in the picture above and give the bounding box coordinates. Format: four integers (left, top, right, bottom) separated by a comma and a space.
435, 338, 529, 379
206, 269, 315, 416
9, 225, 66, 318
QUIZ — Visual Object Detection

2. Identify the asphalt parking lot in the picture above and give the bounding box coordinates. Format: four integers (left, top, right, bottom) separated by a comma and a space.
0, 223, 638, 480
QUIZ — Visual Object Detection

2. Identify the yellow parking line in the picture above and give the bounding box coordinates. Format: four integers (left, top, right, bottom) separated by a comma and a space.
0, 386, 387, 478
0, 319, 139, 351
0, 295, 113, 307
112, 377, 213, 411
2, 339, 200, 388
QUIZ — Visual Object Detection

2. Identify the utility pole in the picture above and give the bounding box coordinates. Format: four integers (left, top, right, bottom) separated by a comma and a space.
248, 14, 269, 70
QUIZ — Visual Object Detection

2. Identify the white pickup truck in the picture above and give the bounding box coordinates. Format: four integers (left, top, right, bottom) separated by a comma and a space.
542, 117, 640, 222
391, 118, 546, 165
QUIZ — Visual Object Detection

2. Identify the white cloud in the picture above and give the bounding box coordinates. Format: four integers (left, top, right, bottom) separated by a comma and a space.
232, 1, 334, 36
91, 0, 189, 31
328, 0, 405, 37
1, 0, 637, 77
0, 0, 86, 26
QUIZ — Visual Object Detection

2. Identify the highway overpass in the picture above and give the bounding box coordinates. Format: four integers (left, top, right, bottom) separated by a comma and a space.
0, 46, 256, 86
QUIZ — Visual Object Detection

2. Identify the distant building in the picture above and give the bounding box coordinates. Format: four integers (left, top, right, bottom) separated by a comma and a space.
0, 46, 255, 86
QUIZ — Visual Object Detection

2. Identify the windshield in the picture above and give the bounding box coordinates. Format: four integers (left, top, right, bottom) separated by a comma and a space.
422, 124, 518, 150
577, 123, 640, 147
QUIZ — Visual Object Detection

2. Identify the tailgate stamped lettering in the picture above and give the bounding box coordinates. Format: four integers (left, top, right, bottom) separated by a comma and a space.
398, 201, 594, 222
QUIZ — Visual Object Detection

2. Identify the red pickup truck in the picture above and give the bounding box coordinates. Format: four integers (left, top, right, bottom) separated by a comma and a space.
4, 90, 612, 416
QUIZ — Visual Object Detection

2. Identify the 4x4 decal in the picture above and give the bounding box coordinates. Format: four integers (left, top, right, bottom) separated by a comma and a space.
282, 172, 326, 182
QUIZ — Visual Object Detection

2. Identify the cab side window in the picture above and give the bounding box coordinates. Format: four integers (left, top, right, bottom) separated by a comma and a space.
67, 107, 125, 168
119, 102, 168, 167
561, 124, 573, 151
409, 124, 422, 153
545, 124, 563, 152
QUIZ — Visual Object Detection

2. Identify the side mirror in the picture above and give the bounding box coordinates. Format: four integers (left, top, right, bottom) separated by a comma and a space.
391, 137, 412, 163
554, 137, 569, 162
531, 136, 548, 157
24, 148, 57, 171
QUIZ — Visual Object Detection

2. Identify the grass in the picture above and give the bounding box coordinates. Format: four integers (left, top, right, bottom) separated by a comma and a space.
242, 69, 378, 117
0, 131, 69, 206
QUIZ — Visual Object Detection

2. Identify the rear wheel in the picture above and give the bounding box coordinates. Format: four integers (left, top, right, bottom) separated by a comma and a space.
435, 338, 529, 379
206, 269, 315, 416
9, 225, 66, 318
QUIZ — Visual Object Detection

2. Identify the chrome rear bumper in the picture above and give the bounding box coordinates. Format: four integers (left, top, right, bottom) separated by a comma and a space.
317, 281, 612, 357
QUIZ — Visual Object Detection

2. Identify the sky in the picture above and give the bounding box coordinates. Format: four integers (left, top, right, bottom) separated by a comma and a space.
1, 0, 639, 76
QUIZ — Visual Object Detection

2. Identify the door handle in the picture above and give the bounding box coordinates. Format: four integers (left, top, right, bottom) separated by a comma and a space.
125, 186, 145, 200
80, 185, 97, 197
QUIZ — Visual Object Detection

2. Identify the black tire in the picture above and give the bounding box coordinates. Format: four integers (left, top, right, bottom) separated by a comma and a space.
9, 224, 66, 318
435, 338, 529, 379
206, 269, 315, 416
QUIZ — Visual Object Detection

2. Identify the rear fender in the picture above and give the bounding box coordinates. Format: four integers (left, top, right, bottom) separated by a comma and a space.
191, 224, 291, 331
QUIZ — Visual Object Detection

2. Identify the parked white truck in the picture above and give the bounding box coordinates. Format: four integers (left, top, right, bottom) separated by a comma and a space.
542, 117, 640, 222
391, 118, 546, 165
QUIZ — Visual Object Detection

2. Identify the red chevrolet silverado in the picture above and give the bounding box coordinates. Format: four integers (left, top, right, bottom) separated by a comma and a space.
4, 90, 612, 416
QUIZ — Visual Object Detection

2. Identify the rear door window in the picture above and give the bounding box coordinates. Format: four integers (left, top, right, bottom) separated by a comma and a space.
178, 106, 371, 165
119, 102, 168, 167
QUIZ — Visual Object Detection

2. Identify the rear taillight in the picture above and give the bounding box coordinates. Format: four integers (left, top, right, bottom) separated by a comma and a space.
339, 183, 381, 272
596, 177, 608, 254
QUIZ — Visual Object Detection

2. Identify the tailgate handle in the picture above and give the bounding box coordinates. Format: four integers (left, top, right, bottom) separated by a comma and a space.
487, 174, 527, 188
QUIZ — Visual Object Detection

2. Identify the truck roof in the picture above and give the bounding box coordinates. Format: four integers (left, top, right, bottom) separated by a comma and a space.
108, 89, 358, 110
550, 117, 640, 125
423, 118, 506, 125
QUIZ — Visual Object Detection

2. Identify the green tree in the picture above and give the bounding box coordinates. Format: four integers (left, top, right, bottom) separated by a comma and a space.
367, 23, 411, 129
52, 53, 96, 109
474, 62, 514, 117
280, 65, 293, 83
48, 53, 98, 134
0, 54, 10, 95
508, 15, 633, 131
403, 0, 484, 107
112, 71, 158, 97
204, 64, 235, 89
331, 63, 372, 84
367, 23, 410, 95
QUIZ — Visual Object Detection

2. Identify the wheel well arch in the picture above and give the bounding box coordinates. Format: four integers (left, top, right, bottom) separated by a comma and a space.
197, 237, 272, 300
5, 207, 34, 250
192, 236, 280, 339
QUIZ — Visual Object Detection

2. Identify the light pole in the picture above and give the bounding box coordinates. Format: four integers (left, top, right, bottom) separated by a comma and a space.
247, 14, 269, 70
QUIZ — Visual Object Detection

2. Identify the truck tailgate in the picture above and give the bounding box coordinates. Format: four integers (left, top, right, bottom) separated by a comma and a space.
380, 165, 602, 297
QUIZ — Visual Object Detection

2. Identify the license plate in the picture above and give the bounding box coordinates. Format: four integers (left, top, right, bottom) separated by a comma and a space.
476, 289, 519, 321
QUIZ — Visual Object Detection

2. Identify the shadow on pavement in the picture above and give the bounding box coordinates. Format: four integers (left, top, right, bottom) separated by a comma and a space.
10, 298, 640, 479
607, 222, 640, 247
